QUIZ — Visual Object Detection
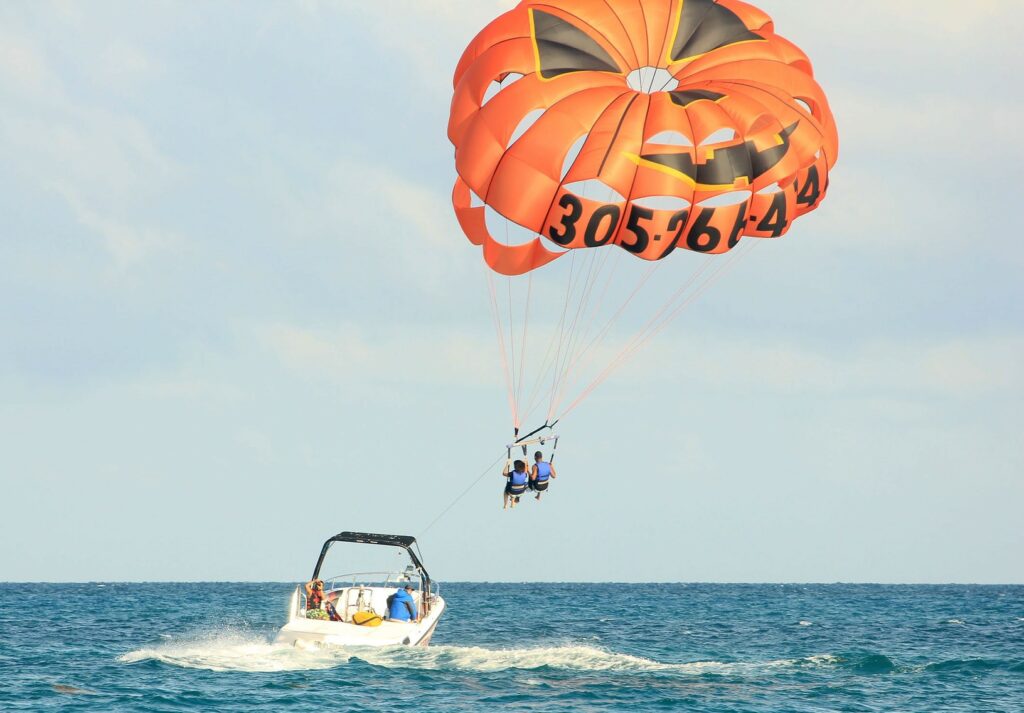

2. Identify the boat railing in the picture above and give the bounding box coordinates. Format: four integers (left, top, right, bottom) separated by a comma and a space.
297, 571, 439, 618
323, 570, 422, 589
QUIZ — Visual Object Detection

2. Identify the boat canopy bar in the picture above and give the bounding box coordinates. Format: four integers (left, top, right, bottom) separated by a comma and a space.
311, 531, 429, 584
327, 532, 416, 548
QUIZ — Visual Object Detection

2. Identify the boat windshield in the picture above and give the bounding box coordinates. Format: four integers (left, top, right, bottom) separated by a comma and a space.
322, 569, 424, 591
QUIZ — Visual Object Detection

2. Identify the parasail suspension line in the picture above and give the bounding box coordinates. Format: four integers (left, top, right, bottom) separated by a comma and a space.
486, 272, 517, 427
419, 452, 507, 537
562, 240, 759, 417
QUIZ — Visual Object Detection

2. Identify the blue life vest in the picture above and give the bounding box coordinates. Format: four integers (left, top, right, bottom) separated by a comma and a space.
535, 461, 552, 482
388, 589, 418, 621
509, 468, 528, 487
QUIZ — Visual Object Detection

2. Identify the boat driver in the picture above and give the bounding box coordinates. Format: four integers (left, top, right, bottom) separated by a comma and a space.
387, 585, 419, 622
529, 450, 557, 501
502, 459, 529, 509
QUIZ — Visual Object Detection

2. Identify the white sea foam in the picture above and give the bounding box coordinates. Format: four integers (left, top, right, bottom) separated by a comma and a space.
119, 631, 349, 673
119, 630, 842, 676
946, 619, 965, 625
358, 644, 682, 673
799, 621, 813, 626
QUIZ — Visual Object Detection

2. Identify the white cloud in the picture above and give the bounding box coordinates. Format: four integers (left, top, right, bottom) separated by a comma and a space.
325, 159, 452, 250
97, 41, 158, 86
256, 322, 500, 388
853, 2, 1009, 45
776, 1, 1019, 53
126, 374, 242, 402
276, 156, 479, 295
57, 187, 183, 269
0, 28, 59, 97
835, 86, 1024, 161
253, 315, 1024, 423
638, 333, 1024, 398
296, 0, 516, 89
0, 25, 178, 270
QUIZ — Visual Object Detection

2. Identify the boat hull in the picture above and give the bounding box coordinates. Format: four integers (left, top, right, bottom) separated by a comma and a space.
275, 596, 445, 648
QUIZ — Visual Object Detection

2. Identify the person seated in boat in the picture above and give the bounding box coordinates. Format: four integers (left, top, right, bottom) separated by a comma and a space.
325, 599, 343, 622
386, 585, 418, 622
529, 450, 557, 501
503, 459, 529, 509
304, 579, 328, 620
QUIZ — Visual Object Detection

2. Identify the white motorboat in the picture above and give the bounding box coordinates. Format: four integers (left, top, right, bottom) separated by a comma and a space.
275, 531, 445, 648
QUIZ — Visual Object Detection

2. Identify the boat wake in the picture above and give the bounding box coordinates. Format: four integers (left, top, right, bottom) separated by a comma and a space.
119, 630, 840, 675
119, 631, 345, 672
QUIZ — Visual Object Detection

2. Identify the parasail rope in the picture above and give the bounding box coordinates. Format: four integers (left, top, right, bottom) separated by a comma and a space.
562, 240, 759, 417
561, 245, 615, 370
557, 254, 718, 415
419, 452, 507, 536
547, 95, 659, 417
546, 175, 623, 422
515, 246, 589, 431
514, 270, 534, 427
506, 274, 518, 425
548, 250, 615, 422
560, 258, 662, 392
563, 248, 743, 415
511, 91, 632, 434
546, 249, 582, 420
486, 272, 517, 429
566, 245, 620, 366
635, 240, 760, 351
516, 237, 585, 427
548, 248, 603, 421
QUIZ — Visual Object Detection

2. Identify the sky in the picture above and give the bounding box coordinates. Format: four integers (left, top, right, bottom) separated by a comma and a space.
1, 1, 1022, 584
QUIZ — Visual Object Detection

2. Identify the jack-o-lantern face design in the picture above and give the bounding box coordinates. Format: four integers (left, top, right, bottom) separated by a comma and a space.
449, 0, 839, 275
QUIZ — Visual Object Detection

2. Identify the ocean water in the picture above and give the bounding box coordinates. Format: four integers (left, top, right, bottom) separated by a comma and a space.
1, 583, 1022, 712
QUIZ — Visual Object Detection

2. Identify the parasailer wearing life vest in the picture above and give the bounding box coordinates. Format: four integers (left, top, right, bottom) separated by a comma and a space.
503, 460, 529, 509
304, 579, 328, 620
530, 451, 557, 501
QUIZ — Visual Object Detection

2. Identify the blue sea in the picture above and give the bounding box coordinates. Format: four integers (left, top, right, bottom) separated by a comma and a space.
2, 583, 1022, 711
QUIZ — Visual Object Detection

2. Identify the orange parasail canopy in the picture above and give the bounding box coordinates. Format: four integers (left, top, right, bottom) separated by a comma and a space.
449, 0, 838, 276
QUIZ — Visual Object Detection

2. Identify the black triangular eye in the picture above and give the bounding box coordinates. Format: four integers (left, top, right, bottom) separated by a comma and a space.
531, 9, 622, 79
669, 0, 763, 62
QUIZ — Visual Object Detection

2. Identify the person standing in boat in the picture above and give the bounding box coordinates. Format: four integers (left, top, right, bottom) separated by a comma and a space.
502, 459, 529, 509
387, 585, 418, 622
529, 450, 557, 501
304, 579, 328, 620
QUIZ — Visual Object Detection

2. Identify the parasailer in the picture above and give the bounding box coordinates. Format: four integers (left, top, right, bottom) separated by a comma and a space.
503, 459, 531, 509
529, 451, 557, 501
449, 0, 838, 448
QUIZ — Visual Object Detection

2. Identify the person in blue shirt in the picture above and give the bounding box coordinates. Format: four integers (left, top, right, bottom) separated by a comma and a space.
503, 459, 529, 509
387, 585, 418, 622
530, 450, 557, 501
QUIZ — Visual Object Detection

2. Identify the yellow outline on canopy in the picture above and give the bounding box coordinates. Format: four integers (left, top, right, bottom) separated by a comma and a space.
529, 9, 551, 83
624, 152, 751, 191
